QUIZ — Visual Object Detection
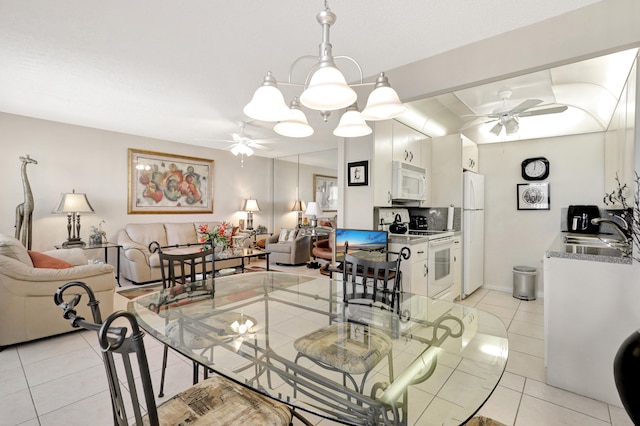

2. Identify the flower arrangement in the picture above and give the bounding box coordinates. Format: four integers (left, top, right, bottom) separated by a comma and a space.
198, 222, 231, 251
89, 220, 107, 245
603, 173, 639, 262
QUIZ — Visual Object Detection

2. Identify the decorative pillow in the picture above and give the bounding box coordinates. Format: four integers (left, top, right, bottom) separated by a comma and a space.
278, 228, 293, 242
287, 228, 298, 241
0, 235, 33, 266
28, 251, 73, 269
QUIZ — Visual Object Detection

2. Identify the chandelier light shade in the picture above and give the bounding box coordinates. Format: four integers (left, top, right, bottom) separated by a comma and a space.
242, 198, 261, 230
52, 189, 95, 247
333, 103, 372, 137
244, 2, 406, 138
274, 97, 314, 138
242, 72, 291, 122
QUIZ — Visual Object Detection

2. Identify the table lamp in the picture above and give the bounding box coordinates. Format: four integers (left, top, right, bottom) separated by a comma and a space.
291, 200, 306, 228
52, 189, 95, 247
242, 198, 260, 230
305, 201, 323, 236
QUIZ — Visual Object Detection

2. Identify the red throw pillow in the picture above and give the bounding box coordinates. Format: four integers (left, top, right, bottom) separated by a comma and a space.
28, 251, 73, 269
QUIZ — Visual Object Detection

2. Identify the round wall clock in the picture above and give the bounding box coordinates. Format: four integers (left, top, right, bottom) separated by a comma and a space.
521, 157, 549, 180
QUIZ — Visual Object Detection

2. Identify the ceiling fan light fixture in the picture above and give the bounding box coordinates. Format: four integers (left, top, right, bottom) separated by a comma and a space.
505, 117, 519, 135
274, 98, 314, 138
230, 143, 254, 156
360, 73, 407, 120
489, 122, 503, 136
243, 72, 291, 122
333, 104, 372, 137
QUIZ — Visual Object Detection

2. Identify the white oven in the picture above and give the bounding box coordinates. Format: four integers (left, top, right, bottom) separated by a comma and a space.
427, 234, 455, 298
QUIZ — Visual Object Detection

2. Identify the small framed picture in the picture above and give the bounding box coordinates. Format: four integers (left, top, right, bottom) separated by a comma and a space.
517, 182, 550, 210
347, 161, 369, 187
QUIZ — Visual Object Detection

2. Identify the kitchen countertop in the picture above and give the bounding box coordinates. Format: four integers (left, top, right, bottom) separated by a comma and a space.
388, 231, 462, 246
545, 233, 632, 264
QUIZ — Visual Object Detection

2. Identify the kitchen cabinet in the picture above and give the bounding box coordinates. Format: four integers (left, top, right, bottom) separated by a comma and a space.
372, 120, 432, 207
451, 235, 462, 300
392, 121, 424, 166
390, 240, 428, 297
462, 136, 478, 172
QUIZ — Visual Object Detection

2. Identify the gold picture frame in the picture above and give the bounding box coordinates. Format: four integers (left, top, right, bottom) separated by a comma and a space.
128, 149, 214, 214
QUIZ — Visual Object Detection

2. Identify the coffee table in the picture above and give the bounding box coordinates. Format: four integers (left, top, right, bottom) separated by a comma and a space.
217, 247, 270, 273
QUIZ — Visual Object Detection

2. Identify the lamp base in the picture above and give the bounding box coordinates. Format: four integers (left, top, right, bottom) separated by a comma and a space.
62, 238, 86, 248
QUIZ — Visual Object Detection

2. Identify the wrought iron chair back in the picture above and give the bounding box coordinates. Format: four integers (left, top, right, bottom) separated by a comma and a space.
149, 241, 215, 289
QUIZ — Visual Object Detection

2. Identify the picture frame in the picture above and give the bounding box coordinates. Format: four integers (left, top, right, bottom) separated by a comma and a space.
347, 160, 369, 187
128, 148, 214, 214
313, 174, 338, 212
517, 182, 550, 210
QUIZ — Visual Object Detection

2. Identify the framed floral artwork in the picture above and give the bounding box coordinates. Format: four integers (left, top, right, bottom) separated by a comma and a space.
128, 149, 214, 214
313, 174, 338, 212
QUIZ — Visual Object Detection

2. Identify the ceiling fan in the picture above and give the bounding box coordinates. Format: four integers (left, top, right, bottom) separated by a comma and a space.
467, 90, 568, 136
207, 121, 274, 166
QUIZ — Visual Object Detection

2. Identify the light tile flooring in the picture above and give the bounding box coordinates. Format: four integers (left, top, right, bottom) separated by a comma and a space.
0, 259, 634, 426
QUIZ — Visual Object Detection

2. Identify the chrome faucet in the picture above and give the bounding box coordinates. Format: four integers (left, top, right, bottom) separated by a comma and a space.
591, 217, 630, 244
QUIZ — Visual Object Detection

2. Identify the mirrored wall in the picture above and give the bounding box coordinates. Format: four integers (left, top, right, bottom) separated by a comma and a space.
273, 149, 338, 232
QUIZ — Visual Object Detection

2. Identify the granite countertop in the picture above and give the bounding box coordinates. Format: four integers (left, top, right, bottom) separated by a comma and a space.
545, 233, 632, 265
388, 235, 429, 245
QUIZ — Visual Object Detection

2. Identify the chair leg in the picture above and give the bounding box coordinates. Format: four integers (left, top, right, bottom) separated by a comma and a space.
158, 344, 169, 397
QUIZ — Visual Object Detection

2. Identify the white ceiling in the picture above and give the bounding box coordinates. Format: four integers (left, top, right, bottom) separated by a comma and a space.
0, 0, 607, 158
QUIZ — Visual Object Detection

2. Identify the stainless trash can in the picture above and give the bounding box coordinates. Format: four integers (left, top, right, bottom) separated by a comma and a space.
513, 266, 537, 300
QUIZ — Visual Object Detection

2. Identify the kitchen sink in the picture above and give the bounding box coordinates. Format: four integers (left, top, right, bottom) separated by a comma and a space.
563, 233, 631, 255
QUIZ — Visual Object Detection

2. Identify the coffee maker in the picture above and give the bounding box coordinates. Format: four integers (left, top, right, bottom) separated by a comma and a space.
567, 205, 601, 234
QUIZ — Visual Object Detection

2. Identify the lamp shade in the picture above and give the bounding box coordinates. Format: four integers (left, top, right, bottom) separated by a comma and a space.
333, 105, 372, 137
300, 66, 357, 111
360, 73, 407, 121
274, 98, 314, 138
291, 200, 306, 212
243, 72, 291, 122
52, 190, 95, 214
242, 199, 261, 212
304, 201, 323, 217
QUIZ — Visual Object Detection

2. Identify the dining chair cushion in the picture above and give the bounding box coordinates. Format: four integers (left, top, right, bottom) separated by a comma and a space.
154, 374, 292, 425
294, 322, 392, 374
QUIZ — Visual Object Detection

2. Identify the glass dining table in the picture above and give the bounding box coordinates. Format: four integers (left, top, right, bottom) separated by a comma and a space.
127, 272, 508, 425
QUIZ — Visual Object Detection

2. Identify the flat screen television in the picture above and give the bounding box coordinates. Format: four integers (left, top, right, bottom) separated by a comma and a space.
331, 228, 388, 266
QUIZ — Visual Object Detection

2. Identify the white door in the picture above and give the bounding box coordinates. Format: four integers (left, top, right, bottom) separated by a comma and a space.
463, 172, 485, 210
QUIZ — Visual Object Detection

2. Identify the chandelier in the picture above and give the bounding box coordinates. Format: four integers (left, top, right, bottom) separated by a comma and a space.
243, 2, 407, 138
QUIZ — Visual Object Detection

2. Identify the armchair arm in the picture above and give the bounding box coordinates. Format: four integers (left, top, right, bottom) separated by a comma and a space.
118, 230, 151, 264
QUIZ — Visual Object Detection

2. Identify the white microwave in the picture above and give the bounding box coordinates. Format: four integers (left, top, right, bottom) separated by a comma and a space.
391, 161, 427, 201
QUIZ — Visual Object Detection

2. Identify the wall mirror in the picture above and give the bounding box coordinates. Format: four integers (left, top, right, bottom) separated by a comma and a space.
272, 149, 338, 232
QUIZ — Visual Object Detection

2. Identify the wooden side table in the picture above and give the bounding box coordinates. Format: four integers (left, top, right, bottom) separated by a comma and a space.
55, 243, 122, 287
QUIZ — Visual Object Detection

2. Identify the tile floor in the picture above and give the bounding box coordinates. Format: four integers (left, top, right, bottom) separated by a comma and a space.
0, 259, 634, 426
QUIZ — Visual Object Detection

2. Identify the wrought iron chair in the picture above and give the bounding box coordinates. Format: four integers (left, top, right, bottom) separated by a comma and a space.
293, 246, 410, 394
149, 241, 217, 397
53, 281, 293, 426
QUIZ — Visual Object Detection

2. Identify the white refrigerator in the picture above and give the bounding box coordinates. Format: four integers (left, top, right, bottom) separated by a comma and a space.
462, 171, 485, 299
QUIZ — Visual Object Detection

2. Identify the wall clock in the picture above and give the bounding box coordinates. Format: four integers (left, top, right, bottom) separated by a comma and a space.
521, 157, 549, 180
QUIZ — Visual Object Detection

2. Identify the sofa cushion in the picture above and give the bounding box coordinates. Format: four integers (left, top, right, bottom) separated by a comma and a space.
125, 223, 168, 249
165, 222, 197, 246
278, 228, 297, 243
28, 251, 73, 269
0, 234, 33, 267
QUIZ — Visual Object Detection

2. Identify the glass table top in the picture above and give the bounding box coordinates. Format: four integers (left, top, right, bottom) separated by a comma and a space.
128, 272, 508, 425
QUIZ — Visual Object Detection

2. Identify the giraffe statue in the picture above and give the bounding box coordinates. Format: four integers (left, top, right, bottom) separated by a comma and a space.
14, 155, 38, 250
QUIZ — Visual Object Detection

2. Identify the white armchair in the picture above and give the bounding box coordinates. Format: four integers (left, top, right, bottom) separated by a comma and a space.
265, 228, 310, 265
0, 233, 115, 346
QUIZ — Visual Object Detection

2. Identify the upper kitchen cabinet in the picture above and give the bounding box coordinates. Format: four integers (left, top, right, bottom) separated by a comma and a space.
431, 134, 464, 208
392, 120, 426, 166
462, 135, 479, 172
372, 120, 432, 206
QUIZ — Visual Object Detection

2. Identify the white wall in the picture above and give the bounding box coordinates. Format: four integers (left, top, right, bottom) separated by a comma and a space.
480, 132, 605, 293
1, 112, 273, 251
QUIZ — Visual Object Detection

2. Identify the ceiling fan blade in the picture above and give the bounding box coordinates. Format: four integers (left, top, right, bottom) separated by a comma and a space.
519, 105, 568, 117
248, 143, 269, 150
509, 99, 544, 114
489, 122, 503, 136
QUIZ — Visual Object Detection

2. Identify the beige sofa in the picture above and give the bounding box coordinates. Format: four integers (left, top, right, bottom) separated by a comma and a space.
0, 233, 115, 347
117, 222, 247, 284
